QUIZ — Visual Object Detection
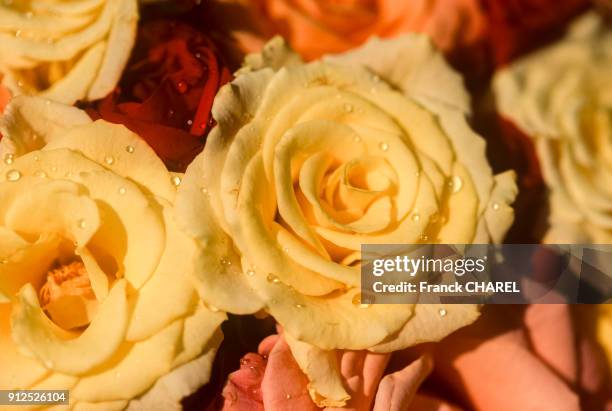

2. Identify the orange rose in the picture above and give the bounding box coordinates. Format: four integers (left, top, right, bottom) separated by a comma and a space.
208, 0, 487, 60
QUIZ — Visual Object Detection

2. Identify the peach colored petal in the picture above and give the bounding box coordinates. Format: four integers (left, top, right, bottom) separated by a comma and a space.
261, 337, 319, 411
326, 351, 389, 411
433, 329, 581, 411
221, 353, 267, 411
524, 304, 577, 384
408, 394, 464, 411
373, 354, 433, 411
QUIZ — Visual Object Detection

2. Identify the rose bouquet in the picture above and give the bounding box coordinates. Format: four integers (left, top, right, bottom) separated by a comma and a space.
0, 1, 610, 410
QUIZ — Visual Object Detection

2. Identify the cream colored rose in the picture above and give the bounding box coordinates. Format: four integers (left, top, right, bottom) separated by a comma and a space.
0, 96, 225, 411
177, 35, 516, 405
494, 12, 612, 243
0, 0, 138, 105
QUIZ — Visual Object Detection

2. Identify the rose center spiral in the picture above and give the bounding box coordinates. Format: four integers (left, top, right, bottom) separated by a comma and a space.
39, 261, 98, 330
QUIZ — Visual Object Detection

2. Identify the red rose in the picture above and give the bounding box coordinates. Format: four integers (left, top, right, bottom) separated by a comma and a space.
89, 20, 232, 171
482, 0, 589, 66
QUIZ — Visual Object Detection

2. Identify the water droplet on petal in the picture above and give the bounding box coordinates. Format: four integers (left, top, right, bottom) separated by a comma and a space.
420, 234, 429, 242
439, 308, 447, 317
295, 303, 304, 308
379, 142, 389, 152
14, 29, 21, 37
176, 81, 188, 93
286, 394, 292, 400
34, 170, 47, 178
4, 153, 14, 165
118, 187, 127, 195
267, 273, 280, 284
186, 119, 193, 126
104, 155, 115, 165
449, 175, 463, 193
343, 103, 354, 113
492, 202, 500, 211
411, 213, 420, 222
77, 219, 86, 229
34, 155, 40, 161
6, 169, 21, 182
246, 268, 256, 276
200, 187, 209, 195
209, 305, 220, 312
125, 145, 135, 154
172, 176, 182, 186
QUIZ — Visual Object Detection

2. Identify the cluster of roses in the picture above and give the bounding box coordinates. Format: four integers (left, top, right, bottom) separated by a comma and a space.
0, 1, 610, 410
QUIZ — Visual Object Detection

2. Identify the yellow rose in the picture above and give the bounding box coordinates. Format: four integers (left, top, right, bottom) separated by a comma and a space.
0, 0, 138, 105
177, 36, 516, 406
0, 96, 225, 410
494, 12, 612, 243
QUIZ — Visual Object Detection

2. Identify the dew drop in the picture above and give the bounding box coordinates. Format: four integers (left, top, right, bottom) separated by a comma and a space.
14, 29, 21, 37
420, 234, 429, 243
5, 169, 21, 182
51, 166, 58, 172
172, 176, 182, 186
33, 155, 40, 161
266, 273, 280, 284
246, 268, 256, 276
492, 202, 500, 211
295, 303, 304, 309
125, 145, 135, 154
220, 256, 231, 266
209, 305, 220, 312
17, 80, 23, 88
186, 119, 193, 126
438, 308, 447, 317
104, 155, 115, 165
118, 187, 127, 195
4, 153, 14, 165
77, 219, 86, 229
176, 81, 188, 93
411, 213, 420, 222
343, 103, 354, 113
200, 187, 209, 195
286, 394, 292, 400
379, 142, 389, 152
448, 175, 463, 193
